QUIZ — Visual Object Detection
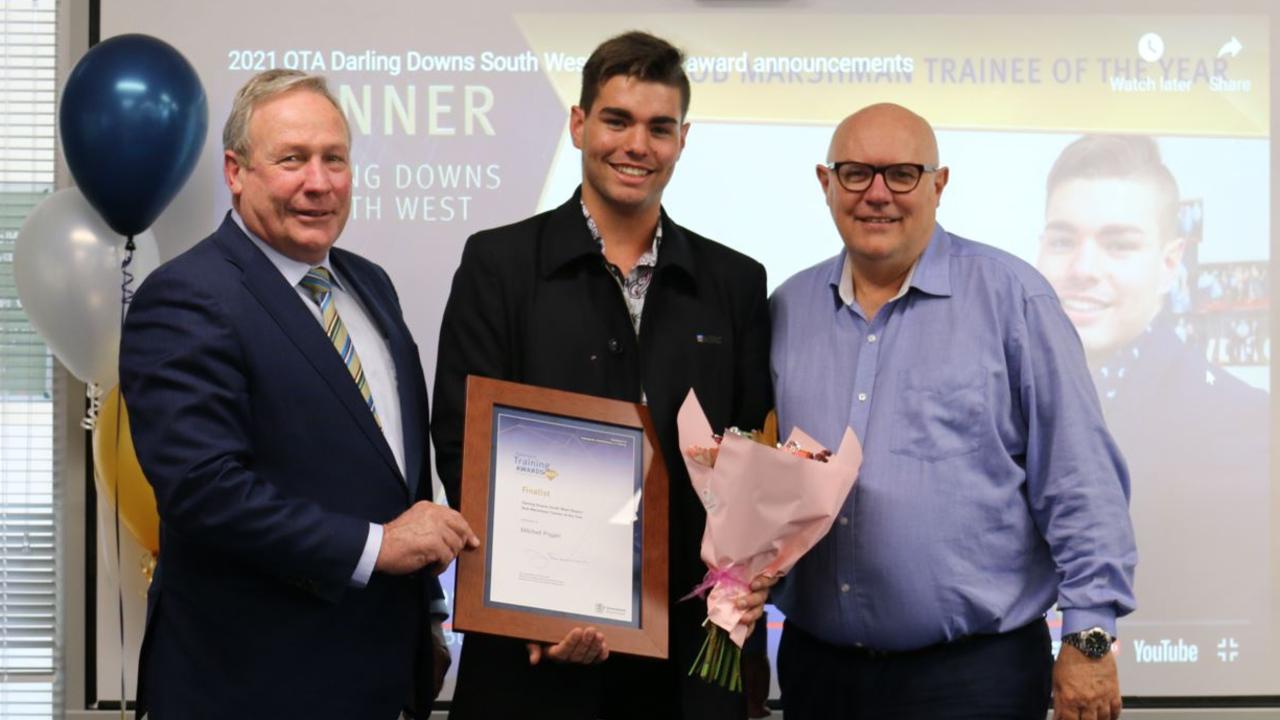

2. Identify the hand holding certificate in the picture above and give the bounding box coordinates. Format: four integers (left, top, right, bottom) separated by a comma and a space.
453, 377, 669, 659
676, 390, 862, 690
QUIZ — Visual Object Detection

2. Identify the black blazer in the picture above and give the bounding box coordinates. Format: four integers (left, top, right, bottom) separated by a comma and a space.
121, 215, 439, 719
433, 190, 772, 718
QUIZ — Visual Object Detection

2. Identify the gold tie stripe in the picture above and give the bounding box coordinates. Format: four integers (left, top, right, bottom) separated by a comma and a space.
299, 267, 381, 427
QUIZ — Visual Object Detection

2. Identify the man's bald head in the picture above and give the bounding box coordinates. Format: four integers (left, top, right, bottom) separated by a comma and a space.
827, 103, 940, 166
817, 103, 948, 284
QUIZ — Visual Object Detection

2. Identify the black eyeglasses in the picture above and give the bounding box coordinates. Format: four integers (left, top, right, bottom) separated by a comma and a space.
825, 161, 939, 193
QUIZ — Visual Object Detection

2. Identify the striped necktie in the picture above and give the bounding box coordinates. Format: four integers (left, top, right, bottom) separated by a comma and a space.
299, 266, 381, 427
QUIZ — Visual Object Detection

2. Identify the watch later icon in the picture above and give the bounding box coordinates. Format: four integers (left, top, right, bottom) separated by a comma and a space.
1138, 32, 1165, 62
1217, 637, 1239, 662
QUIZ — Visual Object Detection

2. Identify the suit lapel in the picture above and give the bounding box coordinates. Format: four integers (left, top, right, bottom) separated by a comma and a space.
212, 218, 404, 487
332, 251, 424, 498
537, 188, 601, 278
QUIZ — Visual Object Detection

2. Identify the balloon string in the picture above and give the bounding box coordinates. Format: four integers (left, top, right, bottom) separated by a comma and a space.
121, 235, 137, 310
80, 382, 104, 431
116, 234, 136, 719
82, 234, 137, 432
112, 388, 127, 720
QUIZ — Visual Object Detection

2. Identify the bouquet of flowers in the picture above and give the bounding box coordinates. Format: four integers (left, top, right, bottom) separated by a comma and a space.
676, 390, 861, 690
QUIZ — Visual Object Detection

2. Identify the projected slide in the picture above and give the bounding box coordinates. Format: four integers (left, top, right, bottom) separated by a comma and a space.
100, 0, 1273, 702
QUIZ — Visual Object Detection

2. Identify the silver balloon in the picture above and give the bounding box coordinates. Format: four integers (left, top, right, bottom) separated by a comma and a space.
14, 188, 160, 386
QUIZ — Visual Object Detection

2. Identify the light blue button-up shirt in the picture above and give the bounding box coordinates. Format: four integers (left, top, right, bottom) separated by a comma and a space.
770, 224, 1137, 651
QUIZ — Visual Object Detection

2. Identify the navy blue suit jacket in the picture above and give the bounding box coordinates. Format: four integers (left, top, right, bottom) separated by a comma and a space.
121, 215, 439, 719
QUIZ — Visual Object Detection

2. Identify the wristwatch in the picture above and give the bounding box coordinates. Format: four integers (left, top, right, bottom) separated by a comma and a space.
1061, 626, 1115, 659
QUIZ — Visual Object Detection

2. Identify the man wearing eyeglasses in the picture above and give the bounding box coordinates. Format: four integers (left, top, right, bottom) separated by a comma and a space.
768, 103, 1137, 720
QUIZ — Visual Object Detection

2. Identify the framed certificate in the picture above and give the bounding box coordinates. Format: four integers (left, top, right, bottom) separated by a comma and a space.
453, 376, 669, 659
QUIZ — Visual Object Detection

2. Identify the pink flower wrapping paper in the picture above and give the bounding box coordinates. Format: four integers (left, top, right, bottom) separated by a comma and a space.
677, 390, 862, 648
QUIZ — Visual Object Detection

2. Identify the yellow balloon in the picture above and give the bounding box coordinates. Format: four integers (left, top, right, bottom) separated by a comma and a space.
93, 387, 160, 555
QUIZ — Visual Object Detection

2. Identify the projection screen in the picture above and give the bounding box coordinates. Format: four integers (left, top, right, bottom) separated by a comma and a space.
92, 0, 1276, 706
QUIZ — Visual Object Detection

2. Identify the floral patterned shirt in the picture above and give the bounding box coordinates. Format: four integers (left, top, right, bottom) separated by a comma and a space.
582, 200, 661, 337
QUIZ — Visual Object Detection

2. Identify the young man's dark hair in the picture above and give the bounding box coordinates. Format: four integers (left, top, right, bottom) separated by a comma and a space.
1046, 134, 1181, 241
579, 30, 691, 118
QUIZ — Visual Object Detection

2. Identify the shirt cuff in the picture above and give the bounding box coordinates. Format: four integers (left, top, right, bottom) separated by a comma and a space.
349, 522, 382, 588
430, 598, 450, 620
1061, 607, 1118, 638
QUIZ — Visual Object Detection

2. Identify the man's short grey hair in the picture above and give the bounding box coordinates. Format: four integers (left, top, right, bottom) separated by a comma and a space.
222, 69, 349, 159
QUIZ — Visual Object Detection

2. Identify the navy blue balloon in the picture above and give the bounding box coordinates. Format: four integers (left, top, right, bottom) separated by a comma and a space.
60, 34, 208, 237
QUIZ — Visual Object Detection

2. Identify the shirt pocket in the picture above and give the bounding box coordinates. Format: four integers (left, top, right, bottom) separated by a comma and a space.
890, 370, 987, 462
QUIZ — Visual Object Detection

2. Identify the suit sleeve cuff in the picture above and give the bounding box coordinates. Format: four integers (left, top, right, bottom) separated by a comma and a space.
1061, 607, 1118, 637
349, 523, 382, 587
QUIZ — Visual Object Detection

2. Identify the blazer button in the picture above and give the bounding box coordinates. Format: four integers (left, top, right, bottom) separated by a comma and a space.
607, 338, 622, 354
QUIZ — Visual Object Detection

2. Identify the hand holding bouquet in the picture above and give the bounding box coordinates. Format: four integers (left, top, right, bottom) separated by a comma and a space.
676, 391, 862, 690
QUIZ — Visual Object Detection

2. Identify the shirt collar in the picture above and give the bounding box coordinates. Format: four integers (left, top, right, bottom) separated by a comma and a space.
909, 224, 953, 297
539, 187, 695, 283
581, 199, 662, 268
829, 223, 953, 307
231, 210, 342, 292
837, 252, 919, 306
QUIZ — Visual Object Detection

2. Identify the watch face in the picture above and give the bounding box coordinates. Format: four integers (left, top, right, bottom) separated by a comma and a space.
1083, 631, 1111, 657
1064, 628, 1113, 659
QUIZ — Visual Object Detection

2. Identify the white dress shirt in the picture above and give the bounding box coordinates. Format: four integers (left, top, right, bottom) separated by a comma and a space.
233, 212, 402, 587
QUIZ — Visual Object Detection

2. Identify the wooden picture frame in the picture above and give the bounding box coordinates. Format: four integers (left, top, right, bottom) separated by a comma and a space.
453, 376, 669, 659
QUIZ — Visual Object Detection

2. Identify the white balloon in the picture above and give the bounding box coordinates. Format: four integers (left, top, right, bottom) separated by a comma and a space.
14, 188, 160, 386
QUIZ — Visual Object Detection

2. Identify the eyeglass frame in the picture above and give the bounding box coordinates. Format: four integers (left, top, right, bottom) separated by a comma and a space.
823, 161, 941, 194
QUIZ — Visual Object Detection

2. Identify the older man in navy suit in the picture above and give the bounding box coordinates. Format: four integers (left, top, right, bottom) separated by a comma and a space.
120, 69, 477, 719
